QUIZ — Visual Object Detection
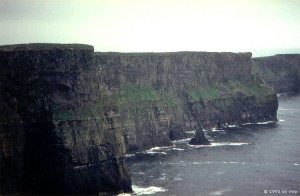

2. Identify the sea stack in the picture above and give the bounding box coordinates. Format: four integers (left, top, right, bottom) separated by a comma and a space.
189, 128, 211, 145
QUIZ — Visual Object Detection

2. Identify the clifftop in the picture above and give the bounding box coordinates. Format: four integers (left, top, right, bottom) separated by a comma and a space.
96, 51, 252, 57
0, 43, 94, 52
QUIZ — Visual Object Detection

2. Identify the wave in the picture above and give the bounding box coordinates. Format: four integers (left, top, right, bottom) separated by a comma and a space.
140, 146, 173, 155
212, 128, 225, 132
117, 193, 131, 196
241, 121, 275, 125
257, 121, 276, 125
227, 124, 238, 128
172, 147, 185, 151
171, 137, 192, 144
277, 93, 287, 97
125, 153, 135, 158
132, 185, 168, 195
189, 142, 248, 148
185, 130, 196, 134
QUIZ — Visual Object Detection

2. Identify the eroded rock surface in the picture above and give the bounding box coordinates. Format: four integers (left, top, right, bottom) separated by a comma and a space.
0, 44, 131, 194
253, 54, 300, 94
95, 52, 278, 149
0, 44, 279, 194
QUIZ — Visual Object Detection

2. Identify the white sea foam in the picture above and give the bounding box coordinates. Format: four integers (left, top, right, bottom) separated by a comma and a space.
209, 188, 232, 195
145, 151, 167, 155
142, 146, 172, 155
132, 185, 168, 195
171, 137, 192, 144
125, 153, 135, 158
212, 128, 225, 132
185, 130, 196, 134
172, 147, 185, 151
257, 121, 275, 125
279, 119, 286, 122
117, 193, 131, 196
294, 163, 299, 166
227, 124, 239, 128
189, 142, 248, 148
277, 93, 287, 97
216, 171, 226, 175
149, 146, 170, 151
241, 121, 275, 125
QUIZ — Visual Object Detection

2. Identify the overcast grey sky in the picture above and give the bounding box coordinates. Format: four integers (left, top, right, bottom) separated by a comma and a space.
1, 0, 300, 56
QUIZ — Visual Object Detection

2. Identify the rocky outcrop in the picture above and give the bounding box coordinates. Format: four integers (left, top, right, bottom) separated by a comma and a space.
189, 128, 210, 145
0, 44, 131, 194
253, 54, 300, 94
95, 52, 278, 150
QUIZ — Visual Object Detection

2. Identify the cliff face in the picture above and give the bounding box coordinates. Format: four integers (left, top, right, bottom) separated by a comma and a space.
253, 54, 300, 94
0, 44, 131, 194
0, 44, 279, 194
95, 52, 278, 151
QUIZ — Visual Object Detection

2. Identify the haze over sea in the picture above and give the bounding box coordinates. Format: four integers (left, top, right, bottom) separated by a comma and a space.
127, 94, 300, 196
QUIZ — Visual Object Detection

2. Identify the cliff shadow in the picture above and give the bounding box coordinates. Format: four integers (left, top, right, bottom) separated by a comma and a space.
23, 120, 72, 194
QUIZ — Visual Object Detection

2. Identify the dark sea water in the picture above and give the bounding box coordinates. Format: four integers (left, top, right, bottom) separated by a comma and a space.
127, 95, 300, 196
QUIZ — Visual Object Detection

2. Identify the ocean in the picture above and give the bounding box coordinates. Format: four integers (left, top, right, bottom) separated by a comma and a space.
127, 94, 300, 196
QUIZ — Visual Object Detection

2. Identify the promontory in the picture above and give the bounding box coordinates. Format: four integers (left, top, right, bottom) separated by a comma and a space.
0, 44, 278, 194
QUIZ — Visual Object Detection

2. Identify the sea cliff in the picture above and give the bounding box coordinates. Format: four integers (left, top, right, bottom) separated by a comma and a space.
95, 52, 278, 150
253, 54, 300, 94
0, 44, 278, 194
0, 44, 131, 194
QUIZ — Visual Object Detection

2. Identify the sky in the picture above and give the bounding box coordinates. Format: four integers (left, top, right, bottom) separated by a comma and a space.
1, 0, 300, 57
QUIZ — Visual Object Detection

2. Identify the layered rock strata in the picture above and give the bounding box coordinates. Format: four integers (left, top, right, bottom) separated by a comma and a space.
0, 44, 279, 194
0, 44, 131, 194
95, 52, 278, 150
253, 54, 300, 94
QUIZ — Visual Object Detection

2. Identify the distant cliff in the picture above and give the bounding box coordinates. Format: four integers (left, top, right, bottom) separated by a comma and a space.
95, 51, 278, 151
253, 54, 300, 94
0, 44, 278, 194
